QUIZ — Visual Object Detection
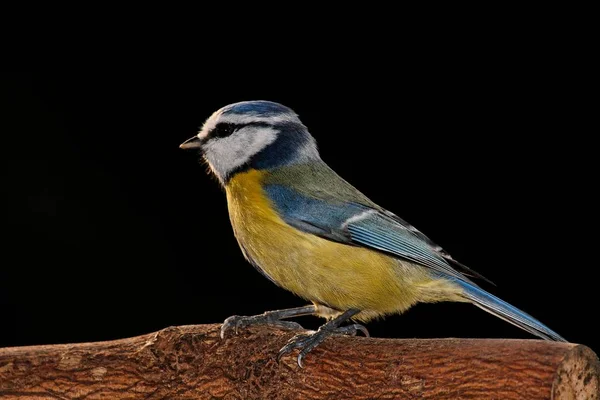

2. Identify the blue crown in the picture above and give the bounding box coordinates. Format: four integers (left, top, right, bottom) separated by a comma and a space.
222, 101, 294, 117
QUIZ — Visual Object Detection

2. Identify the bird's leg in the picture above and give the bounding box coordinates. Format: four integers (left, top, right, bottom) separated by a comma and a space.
220, 305, 316, 339
277, 309, 368, 368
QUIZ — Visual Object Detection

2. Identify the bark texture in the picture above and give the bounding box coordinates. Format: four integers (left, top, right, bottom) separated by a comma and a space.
0, 324, 598, 399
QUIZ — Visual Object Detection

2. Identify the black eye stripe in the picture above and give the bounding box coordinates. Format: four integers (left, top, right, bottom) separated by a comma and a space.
212, 123, 236, 138
210, 121, 273, 139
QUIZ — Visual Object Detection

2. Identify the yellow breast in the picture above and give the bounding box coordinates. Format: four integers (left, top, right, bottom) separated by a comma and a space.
225, 169, 464, 321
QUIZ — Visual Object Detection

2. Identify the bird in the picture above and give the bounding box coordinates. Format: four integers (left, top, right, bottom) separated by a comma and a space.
180, 100, 566, 367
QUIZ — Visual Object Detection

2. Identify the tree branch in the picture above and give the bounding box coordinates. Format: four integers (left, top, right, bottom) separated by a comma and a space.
0, 324, 598, 399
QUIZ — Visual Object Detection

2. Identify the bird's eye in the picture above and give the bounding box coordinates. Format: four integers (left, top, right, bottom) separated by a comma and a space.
213, 123, 236, 138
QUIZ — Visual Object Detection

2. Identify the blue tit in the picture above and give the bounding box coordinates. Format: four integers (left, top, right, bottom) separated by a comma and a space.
180, 100, 566, 367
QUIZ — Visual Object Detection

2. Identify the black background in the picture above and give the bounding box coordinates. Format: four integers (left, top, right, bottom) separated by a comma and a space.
1, 30, 597, 356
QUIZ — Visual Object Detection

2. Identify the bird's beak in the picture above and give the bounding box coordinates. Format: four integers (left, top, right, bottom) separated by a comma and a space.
179, 136, 203, 150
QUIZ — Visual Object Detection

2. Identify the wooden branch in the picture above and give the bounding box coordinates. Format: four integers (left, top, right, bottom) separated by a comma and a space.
0, 324, 598, 399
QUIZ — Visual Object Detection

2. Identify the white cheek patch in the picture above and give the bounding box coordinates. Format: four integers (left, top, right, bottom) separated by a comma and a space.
203, 125, 279, 182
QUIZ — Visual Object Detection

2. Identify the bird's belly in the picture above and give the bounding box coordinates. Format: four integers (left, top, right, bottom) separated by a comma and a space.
225, 170, 440, 320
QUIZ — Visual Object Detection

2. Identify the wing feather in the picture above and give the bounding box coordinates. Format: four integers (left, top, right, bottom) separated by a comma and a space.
264, 183, 482, 285
346, 214, 477, 284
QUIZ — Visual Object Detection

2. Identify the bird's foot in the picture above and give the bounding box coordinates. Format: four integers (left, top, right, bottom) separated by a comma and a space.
220, 313, 304, 339
277, 322, 369, 368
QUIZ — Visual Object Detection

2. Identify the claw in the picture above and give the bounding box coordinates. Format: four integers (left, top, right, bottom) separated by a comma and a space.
277, 331, 327, 368
220, 315, 242, 339
357, 324, 370, 337
336, 323, 370, 337
297, 352, 306, 368
277, 321, 369, 368
276, 346, 289, 363
277, 332, 309, 363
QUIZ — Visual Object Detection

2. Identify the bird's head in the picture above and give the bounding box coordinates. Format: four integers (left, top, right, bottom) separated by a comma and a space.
180, 101, 319, 184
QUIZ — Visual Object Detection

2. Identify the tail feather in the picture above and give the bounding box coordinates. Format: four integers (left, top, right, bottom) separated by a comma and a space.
457, 280, 567, 342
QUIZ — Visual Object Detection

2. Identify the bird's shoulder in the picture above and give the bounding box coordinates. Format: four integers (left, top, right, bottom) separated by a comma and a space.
263, 162, 376, 205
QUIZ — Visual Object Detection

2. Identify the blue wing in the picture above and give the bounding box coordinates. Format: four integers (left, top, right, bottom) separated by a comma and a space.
264, 184, 481, 285
264, 183, 566, 342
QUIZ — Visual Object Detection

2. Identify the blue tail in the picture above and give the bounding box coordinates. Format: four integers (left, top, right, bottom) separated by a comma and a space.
457, 281, 566, 342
